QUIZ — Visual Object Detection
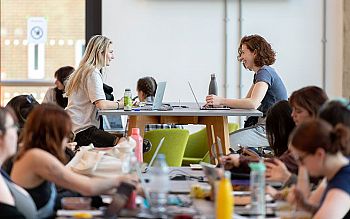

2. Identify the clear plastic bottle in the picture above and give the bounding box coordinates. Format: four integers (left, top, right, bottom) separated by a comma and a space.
130, 128, 143, 163
148, 154, 169, 215
208, 73, 218, 95
216, 171, 234, 219
249, 160, 266, 217
124, 88, 132, 111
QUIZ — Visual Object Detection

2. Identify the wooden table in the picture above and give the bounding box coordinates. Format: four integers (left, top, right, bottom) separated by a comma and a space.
98, 103, 262, 162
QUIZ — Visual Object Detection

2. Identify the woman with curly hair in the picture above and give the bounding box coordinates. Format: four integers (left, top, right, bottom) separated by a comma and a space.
206, 34, 288, 148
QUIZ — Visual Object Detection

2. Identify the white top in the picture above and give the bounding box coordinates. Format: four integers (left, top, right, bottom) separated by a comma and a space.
66, 69, 106, 133
42, 87, 57, 105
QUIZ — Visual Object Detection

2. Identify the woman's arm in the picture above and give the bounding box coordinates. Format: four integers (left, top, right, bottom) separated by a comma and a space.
308, 178, 327, 205
313, 189, 350, 219
206, 82, 268, 109
95, 99, 123, 110
14, 149, 132, 196
245, 84, 254, 98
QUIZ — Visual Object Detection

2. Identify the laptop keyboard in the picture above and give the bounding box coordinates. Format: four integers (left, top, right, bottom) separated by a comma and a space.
158, 104, 173, 111
138, 104, 173, 111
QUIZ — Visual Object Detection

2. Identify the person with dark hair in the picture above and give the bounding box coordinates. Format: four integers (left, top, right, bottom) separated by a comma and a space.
222, 100, 297, 177
289, 86, 328, 126
136, 76, 157, 103
288, 119, 350, 218
264, 86, 328, 185
318, 98, 350, 155
206, 34, 288, 148
6, 95, 39, 130
2, 95, 40, 175
0, 106, 37, 219
43, 66, 74, 108
11, 104, 137, 219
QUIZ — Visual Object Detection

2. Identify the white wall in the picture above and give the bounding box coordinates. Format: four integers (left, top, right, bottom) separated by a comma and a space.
102, 0, 343, 102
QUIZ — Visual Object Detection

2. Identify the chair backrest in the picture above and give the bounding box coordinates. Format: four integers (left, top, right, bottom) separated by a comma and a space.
143, 129, 189, 167
183, 127, 208, 158
184, 122, 239, 158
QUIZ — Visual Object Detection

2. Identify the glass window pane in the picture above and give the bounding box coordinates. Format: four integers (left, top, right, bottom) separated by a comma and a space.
0, 0, 85, 105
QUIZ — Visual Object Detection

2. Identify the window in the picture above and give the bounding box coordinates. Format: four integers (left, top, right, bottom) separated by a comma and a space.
0, 0, 85, 105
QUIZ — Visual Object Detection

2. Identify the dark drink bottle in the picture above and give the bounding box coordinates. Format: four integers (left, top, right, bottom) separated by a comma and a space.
208, 73, 218, 95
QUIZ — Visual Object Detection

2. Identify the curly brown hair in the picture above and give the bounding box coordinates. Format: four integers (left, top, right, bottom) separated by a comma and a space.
238, 34, 276, 67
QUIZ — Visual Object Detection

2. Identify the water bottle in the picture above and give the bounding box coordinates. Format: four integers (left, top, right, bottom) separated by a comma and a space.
130, 128, 143, 163
148, 154, 169, 215
216, 171, 234, 219
208, 73, 218, 95
124, 88, 132, 111
249, 160, 266, 217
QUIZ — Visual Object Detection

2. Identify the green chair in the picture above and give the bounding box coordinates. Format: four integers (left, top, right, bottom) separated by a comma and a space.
182, 123, 239, 166
143, 129, 190, 167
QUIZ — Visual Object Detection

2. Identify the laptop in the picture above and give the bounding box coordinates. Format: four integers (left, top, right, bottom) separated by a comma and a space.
188, 81, 230, 110
139, 82, 168, 111
141, 137, 166, 173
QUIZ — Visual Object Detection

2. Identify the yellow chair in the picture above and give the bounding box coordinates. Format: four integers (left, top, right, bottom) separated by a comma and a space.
182, 123, 239, 166
143, 129, 190, 167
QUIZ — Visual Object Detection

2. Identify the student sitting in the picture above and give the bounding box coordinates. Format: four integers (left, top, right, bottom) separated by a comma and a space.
65, 35, 123, 147
265, 86, 328, 185
222, 100, 297, 177
136, 76, 157, 104
206, 35, 288, 149
11, 104, 137, 219
289, 119, 350, 219
0, 107, 37, 219
43, 66, 74, 108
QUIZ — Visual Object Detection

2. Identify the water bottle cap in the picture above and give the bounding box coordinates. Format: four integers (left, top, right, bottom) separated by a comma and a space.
211, 73, 216, 78
157, 154, 166, 159
131, 128, 140, 135
125, 88, 131, 91
224, 171, 231, 179
249, 161, 266, 172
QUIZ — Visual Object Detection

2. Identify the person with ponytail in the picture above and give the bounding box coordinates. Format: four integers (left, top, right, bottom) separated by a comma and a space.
136, 76, 157, 103
65, 35, 123, 148
43, 66, 74, 108
289, 119, 350, 218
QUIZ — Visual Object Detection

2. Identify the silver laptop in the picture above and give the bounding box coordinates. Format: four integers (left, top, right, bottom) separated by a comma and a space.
141, 137, 165, 173
139, 81, 167, 111
188, 81, 230, 110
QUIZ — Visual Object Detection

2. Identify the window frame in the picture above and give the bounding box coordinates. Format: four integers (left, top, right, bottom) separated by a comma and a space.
0, 0, 102, 104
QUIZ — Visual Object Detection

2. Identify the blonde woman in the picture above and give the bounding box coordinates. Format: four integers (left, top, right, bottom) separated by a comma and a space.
65, 35, 122, 147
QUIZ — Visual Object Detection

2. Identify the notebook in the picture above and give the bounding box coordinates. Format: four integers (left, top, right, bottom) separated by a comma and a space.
141, 137, 166, 173
188, 81, 230, 110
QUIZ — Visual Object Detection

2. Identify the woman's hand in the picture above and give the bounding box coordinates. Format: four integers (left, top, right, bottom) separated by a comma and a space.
66, 142, 77, 151
287, 185, 315, 212
205, 95, 225, 106
116, 174, 139, 188
241, 148, 260, 159
265, 158, 291, 183
221, 154, 240, 169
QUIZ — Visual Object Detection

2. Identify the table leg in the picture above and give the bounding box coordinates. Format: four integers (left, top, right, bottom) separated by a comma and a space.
128, 116, 160, 136
198, 116, 229, 164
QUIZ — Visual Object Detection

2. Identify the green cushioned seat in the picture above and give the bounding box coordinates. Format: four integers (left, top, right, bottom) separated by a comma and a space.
182, 123, 239, 166
143, 129, 189, 167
